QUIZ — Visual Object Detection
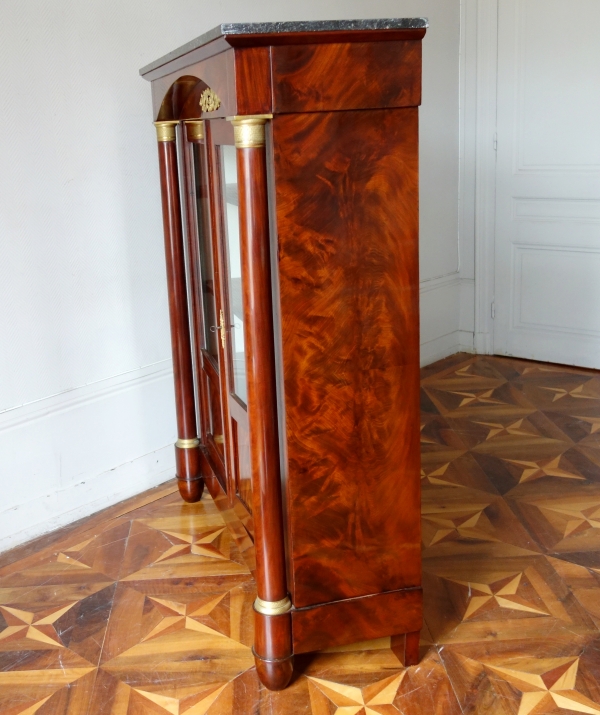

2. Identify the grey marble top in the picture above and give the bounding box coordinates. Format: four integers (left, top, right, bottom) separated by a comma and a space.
140, 18, 428, 76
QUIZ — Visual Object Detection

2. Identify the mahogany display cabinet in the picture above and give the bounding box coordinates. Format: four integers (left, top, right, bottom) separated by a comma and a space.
140, 18, 427, 690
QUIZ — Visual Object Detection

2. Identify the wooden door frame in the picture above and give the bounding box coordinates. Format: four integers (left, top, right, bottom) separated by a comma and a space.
179, 126, 224, 478
460, 0, 499, 356
208, 118, 254, 526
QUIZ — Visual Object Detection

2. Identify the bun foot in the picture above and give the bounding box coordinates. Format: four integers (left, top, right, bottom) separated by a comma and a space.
253, 609, 293, 689
254, 652, 294, 690
177, 477, 204, 503
175, 443, 203, 502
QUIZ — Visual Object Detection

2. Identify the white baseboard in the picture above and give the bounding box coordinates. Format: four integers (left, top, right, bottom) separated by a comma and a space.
459, 330, 476, 352
419, 274, 476, 365
0, 361, 177, 553
0, 448, 175, 553
420, 331, 461, 365
419, 274, 463, 365
460, 278, 475, 334
420, 274, 460, 342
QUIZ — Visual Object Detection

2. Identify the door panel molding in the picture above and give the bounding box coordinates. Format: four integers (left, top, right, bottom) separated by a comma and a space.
514, 198, 600, 223
514, 0, 600, 175
512, 245, 600, 336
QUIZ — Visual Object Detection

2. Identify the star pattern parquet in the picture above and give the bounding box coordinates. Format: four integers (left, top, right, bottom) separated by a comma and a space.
1, 354, 600, 713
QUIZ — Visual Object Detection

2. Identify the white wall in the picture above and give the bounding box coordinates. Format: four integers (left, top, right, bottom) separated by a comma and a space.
0, 0, 464, 551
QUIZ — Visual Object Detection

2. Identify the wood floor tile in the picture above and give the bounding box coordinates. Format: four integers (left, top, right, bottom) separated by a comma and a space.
1, 353, 599, 713
423, 553, 596, 646
421, 451, 500, 494
0, 648, 97, 714
509, 483, 600, 554
439, 636, 600, 715
421, 484, 542, 557
547, 556, 600, 629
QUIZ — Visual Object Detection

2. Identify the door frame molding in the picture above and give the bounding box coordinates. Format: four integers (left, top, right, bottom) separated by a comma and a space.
462, 0, 499, 355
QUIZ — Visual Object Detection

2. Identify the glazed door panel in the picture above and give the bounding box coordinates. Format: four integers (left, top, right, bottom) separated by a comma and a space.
210, 120, 254, 531
182, 131, 228, 489
221, 144, 249, 406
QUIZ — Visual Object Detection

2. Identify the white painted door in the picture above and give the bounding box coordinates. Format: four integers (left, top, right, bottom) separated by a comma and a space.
494, 0, 600, 368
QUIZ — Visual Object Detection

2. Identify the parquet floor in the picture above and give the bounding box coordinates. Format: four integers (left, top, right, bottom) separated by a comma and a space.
2, 353, 600, 714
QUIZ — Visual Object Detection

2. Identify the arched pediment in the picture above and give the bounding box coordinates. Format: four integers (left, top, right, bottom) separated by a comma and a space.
156, 75, 209, 121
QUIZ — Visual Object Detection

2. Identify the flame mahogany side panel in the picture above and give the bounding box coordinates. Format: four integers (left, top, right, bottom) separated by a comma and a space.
273, 108, 422, 609
271, 41, 421, 113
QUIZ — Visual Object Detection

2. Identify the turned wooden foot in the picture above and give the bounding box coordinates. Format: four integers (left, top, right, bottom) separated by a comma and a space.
175, 443, 203, 502
177, 477, 204, 502
254, 653, 294, 690
254, 610, 293, 690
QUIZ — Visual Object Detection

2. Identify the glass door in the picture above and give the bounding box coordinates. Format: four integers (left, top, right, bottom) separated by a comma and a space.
182, 125, 227, 490
211, 122, 253, 531
221, 145, 248, 406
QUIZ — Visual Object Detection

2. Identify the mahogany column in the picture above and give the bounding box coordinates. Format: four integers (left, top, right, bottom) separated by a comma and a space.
154, 120, 203, 502
230, 115, 293, 690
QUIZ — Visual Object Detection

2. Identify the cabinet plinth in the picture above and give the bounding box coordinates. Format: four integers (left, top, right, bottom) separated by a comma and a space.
141, 18, 427, 690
